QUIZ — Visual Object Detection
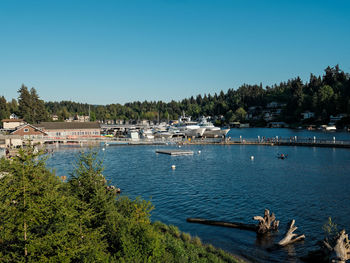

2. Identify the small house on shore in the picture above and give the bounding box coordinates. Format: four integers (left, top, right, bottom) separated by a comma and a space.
11, 124, 47, 139
38, 122, 101, 138
1, 119, 26, 131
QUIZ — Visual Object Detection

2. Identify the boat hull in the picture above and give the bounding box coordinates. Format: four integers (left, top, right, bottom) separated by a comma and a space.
184, 127, 206, 137
203, 128, 230, 137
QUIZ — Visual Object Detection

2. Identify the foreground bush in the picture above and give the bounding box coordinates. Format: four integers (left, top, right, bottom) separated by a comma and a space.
0, 148, 242, 262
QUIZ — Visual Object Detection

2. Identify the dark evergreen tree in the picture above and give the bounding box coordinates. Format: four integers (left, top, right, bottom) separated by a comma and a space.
17, 85, 49, 123
17, 84, 33, 122
8, 98, 19, 115
30, 88, 48, 123
0, 96, 10, 121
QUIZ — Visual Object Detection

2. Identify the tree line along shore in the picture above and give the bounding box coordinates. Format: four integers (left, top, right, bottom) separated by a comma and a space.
1, 65, 350, 129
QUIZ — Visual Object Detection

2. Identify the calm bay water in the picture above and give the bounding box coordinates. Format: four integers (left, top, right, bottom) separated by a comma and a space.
46, 128, 350, 263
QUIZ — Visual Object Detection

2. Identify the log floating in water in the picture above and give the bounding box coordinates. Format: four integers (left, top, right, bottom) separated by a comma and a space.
187, 209, 280, 234
186, 218, 257, 232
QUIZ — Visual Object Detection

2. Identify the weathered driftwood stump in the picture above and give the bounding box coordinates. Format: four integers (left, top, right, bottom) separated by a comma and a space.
253, 209, 279, 234
278, 219, 305, 246
323, 230, 350, 263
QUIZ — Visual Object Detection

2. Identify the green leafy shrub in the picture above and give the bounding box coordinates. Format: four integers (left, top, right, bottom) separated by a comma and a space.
181, 232, 192, 242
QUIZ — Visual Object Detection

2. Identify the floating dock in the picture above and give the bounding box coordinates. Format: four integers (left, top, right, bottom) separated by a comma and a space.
156, 149, 194, 156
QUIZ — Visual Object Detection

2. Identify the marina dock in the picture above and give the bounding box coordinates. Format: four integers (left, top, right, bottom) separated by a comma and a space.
2, 135, 350, 150
156, 149, 194, 155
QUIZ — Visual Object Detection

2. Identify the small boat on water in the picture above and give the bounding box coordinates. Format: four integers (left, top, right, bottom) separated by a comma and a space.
277, 154, 288, 160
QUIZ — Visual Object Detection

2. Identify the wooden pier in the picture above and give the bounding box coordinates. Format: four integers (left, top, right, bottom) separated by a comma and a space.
156, 149, 194, 155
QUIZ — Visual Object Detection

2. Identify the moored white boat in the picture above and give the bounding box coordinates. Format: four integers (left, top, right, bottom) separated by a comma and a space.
321, 125, 337, 131
140, 129, 154, 140
199, 116, 230, 137
153, 130, 173, 139
167, 126, 185, 137
127, 129, 140, 141
176, 115, 206, 137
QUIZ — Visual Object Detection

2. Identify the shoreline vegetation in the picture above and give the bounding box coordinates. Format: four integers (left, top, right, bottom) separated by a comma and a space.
1, 65, 350, 129
0, 147, 245, 262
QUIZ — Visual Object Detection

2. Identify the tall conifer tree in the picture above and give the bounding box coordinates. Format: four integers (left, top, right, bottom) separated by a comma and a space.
0, 96, 10, 120
18, 84, 32, 122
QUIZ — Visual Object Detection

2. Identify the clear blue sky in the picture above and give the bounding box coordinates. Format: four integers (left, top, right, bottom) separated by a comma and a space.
1, 0, 349, 105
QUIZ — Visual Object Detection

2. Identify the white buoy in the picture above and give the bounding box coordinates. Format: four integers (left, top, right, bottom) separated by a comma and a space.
178, 145, 181, 148
250, 156, 254, 160
102, 148, 105, 151
171, 165, 176, 170
198, 150, 201, 154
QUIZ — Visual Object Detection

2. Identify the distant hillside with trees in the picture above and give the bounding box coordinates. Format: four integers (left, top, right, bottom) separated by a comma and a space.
1, 65, 349, 127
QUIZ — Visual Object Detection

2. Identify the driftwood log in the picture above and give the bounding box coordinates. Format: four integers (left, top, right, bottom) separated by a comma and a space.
253, 209, 279, 234
324, 230, 350, 263
186, 218, 257, 232
278, 220, 305, 246
187, 209, 280, 234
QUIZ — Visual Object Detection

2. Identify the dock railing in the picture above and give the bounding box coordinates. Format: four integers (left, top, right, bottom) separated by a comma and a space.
220, 136, 350, 147
25, 135, 350, 148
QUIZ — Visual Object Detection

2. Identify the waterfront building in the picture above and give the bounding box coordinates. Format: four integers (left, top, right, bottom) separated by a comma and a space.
11, 124, 47, 139
38, 122, 101, 138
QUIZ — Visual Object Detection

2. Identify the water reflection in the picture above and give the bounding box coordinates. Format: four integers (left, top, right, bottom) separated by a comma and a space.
255, 233, 276, 248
